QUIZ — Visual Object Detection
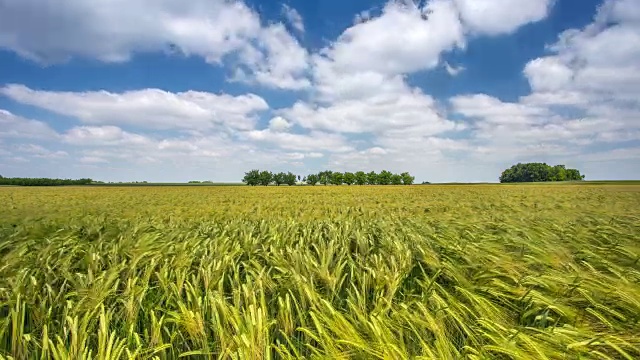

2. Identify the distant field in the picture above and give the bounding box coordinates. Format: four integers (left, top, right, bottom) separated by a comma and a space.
1, 185, 639, 358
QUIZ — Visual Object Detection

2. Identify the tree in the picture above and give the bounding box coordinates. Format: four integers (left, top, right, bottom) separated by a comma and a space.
391, 173, 403, 185
259, 171, 273, 186
401, 172, 415, 185
566, 168, 585, 181
500, 163, 584, 183
378, 170, 393, 185
366, 171, 378, 185
355, 171, 367, 185
306, 174, 319, 185
319, 171, 333, 185
242, 169, 260, 186
343, 172, 356, 185
331, 172, 344, 185
285, 172, 297, 186
273, 172, 286, 186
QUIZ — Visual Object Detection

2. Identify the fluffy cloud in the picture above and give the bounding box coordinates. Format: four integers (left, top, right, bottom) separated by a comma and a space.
268, 116, 293, 132
236, 24, 310, 90
524, 0, 640, 104
1, 85, 269, 131
283, 90, 460, 136
0, 0, 309, 90
453, 0, 553, 35
0, 0, 260, 63
316, 0, 464, 78
244, 129, 353, 153
282, 4, 305, 33
0, 109, 58, 139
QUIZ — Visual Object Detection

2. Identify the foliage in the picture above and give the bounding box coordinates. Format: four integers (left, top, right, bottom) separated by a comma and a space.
259, 171, 273, 186
390, 173, 403, 185
273, 172, 287, 186
284, 172, 297, 186
377, 170, 393, 185
401, 172, 415, 185
330, 172, 344, 185
242, 169, 261, 186
500, 163, 585, 183
305, 174, 319, 186
0, 185, 639, 359
343, 172, 356, 185
0, 176, 94, 186
355, 171, 367, 185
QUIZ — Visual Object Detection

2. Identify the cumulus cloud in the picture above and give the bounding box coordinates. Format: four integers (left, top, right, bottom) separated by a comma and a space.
1, 84, 269, 131
0, 0, 310, 90
268, 116, 293, 132
244, 129, 353, 153
0, 109, 59, 139
453, 0, 553, 35
282, 4, 305, 33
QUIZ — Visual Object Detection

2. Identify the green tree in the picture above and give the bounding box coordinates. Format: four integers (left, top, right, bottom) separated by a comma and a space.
285, 172, 297, 186
343, 172, 356, 185
242, 169, 260, 186
354, 171, 367, 185
377, 170, 393, 185
331, 172, 344, 185
273, 172, 286, 186
401, 172, 415, 185
366, 171, 378, 185
306, 174, 319, 185
259, 171, 273, 186
391, 173, 403, 185
500, 163, 584, 183
319, 171, 333, 185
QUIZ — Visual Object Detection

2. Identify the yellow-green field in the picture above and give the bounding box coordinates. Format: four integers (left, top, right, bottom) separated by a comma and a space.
1, 185, 639, 359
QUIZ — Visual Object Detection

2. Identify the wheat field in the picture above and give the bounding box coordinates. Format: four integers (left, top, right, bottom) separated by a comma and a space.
0, 184, 639, 359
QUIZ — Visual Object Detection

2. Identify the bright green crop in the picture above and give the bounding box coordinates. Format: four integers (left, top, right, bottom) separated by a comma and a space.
1, 184, 639, 359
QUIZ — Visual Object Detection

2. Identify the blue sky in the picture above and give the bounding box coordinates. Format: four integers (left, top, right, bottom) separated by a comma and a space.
1, 0, 639, 183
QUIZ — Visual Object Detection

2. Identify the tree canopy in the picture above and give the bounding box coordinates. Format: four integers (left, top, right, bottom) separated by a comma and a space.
242, 170, 415, 186
499, 163, 585, 183
0, 176, 94, 186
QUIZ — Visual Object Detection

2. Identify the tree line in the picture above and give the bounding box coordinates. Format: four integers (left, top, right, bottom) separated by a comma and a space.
242, 170, 415, 186
499, 163, 585, 183
0, 175, 94, 186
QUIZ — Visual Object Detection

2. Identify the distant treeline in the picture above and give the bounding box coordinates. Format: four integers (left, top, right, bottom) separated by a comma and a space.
242, 170, 415, 186
500, 163, 584, 183
0, 175, 94, 186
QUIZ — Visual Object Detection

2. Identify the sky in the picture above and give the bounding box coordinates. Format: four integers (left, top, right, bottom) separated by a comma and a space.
0, 0, 639, 183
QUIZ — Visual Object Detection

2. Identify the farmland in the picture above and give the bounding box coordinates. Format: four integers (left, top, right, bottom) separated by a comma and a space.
1, 184, 639, 359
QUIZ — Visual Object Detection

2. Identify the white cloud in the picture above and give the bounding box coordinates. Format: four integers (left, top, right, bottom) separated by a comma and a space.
237, 24, 310, 90
63, 126, 152, 146
282, 4, 305, 33
0, 0, 261, 64
80, 156, 110, 164
524, 0, 640, 103
453, 0, 553, 35
445, 62, 465, 76
282, 90, 460, 136
14, 144, 68, 159
244, 129, 353, 153
0, 109, 58, 139
317, 0, 464, 78
268, 116, 293, 132
1, 85, 269, 131
0, 0, 310, 90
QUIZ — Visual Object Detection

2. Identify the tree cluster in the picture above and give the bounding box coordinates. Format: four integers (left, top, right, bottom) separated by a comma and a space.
499, 163, 585, 183
242, 170, 298, 186
0, 175, 94, 186
242, 170, 415, 186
